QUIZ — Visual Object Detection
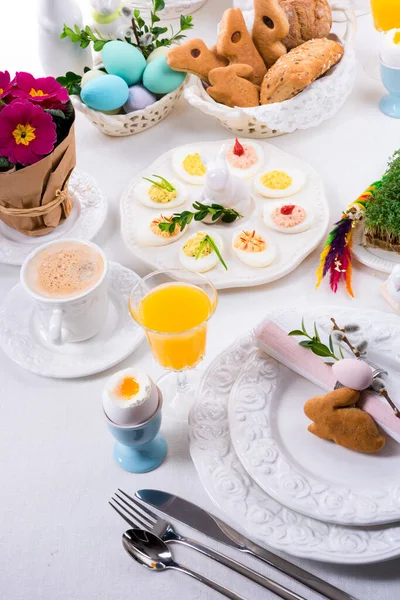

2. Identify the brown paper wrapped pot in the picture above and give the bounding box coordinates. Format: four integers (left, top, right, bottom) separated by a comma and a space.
0, 113, 76, 237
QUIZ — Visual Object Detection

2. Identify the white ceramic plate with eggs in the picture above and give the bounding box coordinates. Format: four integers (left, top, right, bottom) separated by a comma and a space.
228, 306, 400, 527
120, 139, 330, 289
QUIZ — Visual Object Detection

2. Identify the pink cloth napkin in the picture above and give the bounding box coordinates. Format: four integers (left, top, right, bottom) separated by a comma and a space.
254, 319, 400, 443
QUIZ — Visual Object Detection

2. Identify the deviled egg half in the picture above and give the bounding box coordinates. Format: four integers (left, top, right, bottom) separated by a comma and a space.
232, 229, 276, 268
136, 212, 186, 246
254, 167, 306, 198
225, 138, 264, 180
135, 174, 187, 209
263, 203, 314, 234
172, 147, 208, 185
179, 231, 225, 273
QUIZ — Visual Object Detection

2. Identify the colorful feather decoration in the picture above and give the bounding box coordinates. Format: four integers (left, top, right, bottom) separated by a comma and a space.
316, 184, 379, 297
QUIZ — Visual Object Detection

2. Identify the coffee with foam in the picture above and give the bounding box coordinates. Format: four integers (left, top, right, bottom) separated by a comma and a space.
25, 241, 104, 299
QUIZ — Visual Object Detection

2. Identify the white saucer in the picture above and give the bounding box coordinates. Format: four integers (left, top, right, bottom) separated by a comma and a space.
0, 262, 144, 378
189, 333, 400, 564
353, 223, 400, 274
0, 170, 107, 266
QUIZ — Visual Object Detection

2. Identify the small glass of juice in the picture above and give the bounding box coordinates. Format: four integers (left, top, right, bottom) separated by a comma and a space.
371, 0, 400, 32
129, 269, 218, 422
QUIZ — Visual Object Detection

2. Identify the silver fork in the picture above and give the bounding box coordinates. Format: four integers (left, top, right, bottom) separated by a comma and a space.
110, 489, 306, 600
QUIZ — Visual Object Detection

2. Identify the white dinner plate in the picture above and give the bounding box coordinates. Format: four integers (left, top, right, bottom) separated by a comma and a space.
352, 223, 400, 274
0, 170, 107, 266
0, 262, 144, 378
120, 139, 329, 289
189, 331, 400, 564
228, 307, 400, 527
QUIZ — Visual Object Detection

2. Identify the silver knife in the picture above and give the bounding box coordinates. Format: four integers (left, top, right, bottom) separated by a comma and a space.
136, 490, 358, 600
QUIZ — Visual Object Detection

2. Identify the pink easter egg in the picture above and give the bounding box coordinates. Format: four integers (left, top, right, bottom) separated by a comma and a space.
332, 359, 373, 391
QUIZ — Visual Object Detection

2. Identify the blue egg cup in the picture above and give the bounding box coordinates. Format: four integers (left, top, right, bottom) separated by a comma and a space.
380, 61, 400, 118
105, 394, 167, 473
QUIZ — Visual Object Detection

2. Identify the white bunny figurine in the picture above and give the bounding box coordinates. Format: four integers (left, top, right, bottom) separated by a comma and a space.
382, 264, 400, 312
201, 146, 251, 222
90, 0, 133, 40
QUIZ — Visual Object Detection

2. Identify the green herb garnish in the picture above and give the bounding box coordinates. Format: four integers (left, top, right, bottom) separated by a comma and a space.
142, 175, 175, 192
195, 234, 228, 271
158, 201, 243, 235
289, 318, 340, 362
61, 0, 194, 60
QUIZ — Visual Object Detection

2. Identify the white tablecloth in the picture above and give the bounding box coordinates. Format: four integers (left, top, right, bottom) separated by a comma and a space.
1, 2, 400, 599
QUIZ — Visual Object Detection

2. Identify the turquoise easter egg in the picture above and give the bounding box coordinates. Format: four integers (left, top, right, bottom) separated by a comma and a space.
143, 56, 186, 95
81, 74, 129, 111
81, 69, 106, 88
102, 40, 146, 86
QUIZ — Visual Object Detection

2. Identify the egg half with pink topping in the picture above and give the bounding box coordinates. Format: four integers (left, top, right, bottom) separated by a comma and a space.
263, 203, 313, 234
225, 139, 264, 180
232, 229, 276, 267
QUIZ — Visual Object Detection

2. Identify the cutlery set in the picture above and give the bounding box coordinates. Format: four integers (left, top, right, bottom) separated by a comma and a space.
110, 489, 358, 600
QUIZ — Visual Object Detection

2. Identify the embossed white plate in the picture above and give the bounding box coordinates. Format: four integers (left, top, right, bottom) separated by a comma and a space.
189, 332, 400, 564
0, 262, 144, 378
120, 140, 329, 289
228, 307, 400, 527
352, 223, 400, 274
0, 170, 107, 266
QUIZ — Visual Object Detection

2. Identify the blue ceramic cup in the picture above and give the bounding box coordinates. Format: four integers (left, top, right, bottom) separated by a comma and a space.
105, 391, 167, 473
380, 60, 400, 118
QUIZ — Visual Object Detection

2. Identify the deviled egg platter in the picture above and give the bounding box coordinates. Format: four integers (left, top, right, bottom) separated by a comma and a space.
120, 139, 330, 289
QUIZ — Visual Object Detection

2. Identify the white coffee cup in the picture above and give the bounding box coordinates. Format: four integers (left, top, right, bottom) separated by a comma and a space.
20, 239, 109, 345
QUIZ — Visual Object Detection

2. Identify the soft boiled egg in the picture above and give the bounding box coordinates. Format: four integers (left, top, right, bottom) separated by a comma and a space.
254, 167, 306, 198
136, 212, 186, 246
232, 229, 276, 268
381, 29, 400, 69
172, 147, 208, 185
179, 231, 224, 273
135, 175, 187, 209
102, 367, 159, 426
263, 203, 314, 234
225, 139, 264, 180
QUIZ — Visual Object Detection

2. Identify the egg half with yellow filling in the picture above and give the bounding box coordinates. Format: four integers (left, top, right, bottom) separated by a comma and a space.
254, 167, 306, 199
179, 231, 224, 273
136, 212, 186, 246
232, 229, 276, 267
135, 176, 187, 209
172, 147, 208, 185
102, 367, 159, 426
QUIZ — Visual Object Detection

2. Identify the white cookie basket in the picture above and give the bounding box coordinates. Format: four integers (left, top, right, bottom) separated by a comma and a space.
184, 2, 357, 139
72, 77, 188, 137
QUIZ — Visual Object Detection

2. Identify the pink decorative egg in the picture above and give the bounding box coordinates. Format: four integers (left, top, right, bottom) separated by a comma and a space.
332, 359, 373, 391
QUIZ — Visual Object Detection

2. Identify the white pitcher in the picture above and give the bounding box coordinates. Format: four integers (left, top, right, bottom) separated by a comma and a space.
38, 0, 93, 78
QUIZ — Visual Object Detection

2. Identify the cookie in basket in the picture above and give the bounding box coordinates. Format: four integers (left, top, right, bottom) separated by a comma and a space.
252, 0, 290, 67
167, 39, 228, 83
304, 387, 386, 454
217, 8, 267, 86
260, 37, 344, 104
207, 64, 260, 108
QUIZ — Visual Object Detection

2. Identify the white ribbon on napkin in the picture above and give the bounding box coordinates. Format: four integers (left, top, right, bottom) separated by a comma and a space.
254, 319, 400, 443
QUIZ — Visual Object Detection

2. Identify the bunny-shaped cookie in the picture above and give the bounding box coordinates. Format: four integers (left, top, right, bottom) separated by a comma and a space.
304, 388, 386, 454
207, 64, 260, 108
167, 39, 228, 83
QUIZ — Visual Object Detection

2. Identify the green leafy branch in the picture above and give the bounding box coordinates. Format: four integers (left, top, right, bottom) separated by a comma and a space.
60, 24, 109, 52
158, 201, 243, 235
289, 318, 344, 363
196, 235, 228, 271
56, 71, 83, 96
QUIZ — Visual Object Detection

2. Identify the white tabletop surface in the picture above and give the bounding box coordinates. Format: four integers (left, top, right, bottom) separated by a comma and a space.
1, 2, 400, 599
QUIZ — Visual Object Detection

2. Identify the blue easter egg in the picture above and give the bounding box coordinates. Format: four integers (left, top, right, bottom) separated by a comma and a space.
102, 40, 146, 86
81, 74, 129, 111
142, 56, 186, 95
123, 84, 157, 113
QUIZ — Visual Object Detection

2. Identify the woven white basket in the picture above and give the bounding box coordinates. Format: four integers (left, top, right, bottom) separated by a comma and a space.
123, 0, 208, 17
72, 76, 187, 137
184, 2, 357, 139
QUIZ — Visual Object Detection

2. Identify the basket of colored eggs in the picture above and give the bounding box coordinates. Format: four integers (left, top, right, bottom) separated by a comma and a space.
72, 42, 187, 137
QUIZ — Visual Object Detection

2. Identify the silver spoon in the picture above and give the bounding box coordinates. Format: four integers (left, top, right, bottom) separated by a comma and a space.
122, 528, 248, 600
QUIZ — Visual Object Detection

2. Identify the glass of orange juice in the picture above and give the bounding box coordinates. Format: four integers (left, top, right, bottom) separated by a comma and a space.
371, 0, 400, 32
129, 269, 218, 422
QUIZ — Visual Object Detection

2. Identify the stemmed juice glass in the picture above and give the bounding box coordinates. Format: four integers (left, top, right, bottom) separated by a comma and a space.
129, 269, 218, 422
